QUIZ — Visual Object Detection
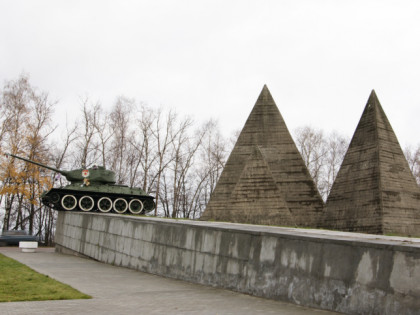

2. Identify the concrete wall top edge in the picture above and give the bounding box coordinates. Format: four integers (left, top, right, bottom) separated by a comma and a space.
69, 212, 420, 252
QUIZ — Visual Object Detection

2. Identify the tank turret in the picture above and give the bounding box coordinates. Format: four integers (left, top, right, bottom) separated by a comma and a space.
5, 153, 155, 215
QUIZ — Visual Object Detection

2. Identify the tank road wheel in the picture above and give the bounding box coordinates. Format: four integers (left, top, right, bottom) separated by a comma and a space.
61, 195, 77, 211
143, 199, 156, 212
98, 197, 112, 213
113, 198, 128, 214
79, 196, 95, 212
128, 199, 143, 214
49, 193, 60, 204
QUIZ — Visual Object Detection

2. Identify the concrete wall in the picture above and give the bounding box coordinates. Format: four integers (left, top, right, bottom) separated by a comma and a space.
55, 211, 420, 314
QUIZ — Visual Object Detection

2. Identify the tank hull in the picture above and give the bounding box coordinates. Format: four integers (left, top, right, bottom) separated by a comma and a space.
42, 187, 155, 215
6, 153, 155, 215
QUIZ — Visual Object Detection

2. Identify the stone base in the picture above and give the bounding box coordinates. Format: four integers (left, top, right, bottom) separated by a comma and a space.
55, 211, 420, 315
19, 241, 38, 253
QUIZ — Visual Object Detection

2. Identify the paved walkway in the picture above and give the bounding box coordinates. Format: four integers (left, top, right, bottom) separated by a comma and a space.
0, 247, 338, 315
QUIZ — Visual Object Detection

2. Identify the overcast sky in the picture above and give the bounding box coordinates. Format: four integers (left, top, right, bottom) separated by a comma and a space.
1, 0, 419, 148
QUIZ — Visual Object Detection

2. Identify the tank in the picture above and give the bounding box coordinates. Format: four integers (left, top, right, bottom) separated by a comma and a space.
5, 153, 155, 215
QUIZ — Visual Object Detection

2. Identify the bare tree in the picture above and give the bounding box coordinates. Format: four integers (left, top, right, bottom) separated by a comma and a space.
52, 121, 78, 169
129, 104, 158, 191
108, 96, 135, 184
0, 74, 56, 244
75, 97, 100, 168
293, 126, 349, 200
190, 120, 229, 218
93, 105, 113, 168
294, 126, 327, 191
23, 88, 56, 234
323, 131, 349, 196
404, 144, 420, 185
150, 108, 178, 216
169, 116, 201, 218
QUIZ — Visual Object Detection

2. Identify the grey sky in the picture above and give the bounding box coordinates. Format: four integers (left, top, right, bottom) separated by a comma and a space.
1, 0, 419, 147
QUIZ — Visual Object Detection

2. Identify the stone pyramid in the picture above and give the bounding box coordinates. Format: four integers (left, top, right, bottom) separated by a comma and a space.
322, 90, 420, 236
200, 85, 324, 227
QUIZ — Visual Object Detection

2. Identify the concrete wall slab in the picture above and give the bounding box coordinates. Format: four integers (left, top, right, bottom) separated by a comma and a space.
55, 212, 420, 314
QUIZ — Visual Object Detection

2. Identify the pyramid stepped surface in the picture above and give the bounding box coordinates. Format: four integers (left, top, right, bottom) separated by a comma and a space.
323, 90, 420, 236
201, 85, 324, 227
227, 146, 297, 226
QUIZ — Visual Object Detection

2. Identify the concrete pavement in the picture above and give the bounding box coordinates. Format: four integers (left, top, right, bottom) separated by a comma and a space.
0, 247, 338, 315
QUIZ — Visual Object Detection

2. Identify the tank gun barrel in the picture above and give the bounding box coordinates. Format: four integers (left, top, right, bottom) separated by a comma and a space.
5, 153, 68, 176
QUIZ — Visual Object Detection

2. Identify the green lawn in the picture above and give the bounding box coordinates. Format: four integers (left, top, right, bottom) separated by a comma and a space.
0, 253, 91, 302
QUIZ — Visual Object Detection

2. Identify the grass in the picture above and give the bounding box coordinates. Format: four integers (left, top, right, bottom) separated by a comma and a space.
0, 253, 91, 302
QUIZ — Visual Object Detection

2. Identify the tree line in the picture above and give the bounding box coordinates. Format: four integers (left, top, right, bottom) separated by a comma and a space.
1, 74, 419, 244
0, 75, 230, 244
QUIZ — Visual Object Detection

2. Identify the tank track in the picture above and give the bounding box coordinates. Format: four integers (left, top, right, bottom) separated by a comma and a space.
42, 189, 155, 215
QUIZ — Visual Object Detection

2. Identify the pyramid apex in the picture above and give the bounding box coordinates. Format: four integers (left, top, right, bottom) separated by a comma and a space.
257, 84, 274, 104
261, 84, 270, 94
261, 84, 270, 93
367, 89, 380, 106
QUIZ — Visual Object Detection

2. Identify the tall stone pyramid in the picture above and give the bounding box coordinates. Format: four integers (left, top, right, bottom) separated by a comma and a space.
200, 85, 324, 227
322, 90, 420, 236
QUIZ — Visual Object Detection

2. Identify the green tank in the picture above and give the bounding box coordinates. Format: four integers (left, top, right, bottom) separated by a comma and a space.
6, 153, 155, 215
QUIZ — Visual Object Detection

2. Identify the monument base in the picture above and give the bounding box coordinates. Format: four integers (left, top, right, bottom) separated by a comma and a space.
55, 211, 420, 315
